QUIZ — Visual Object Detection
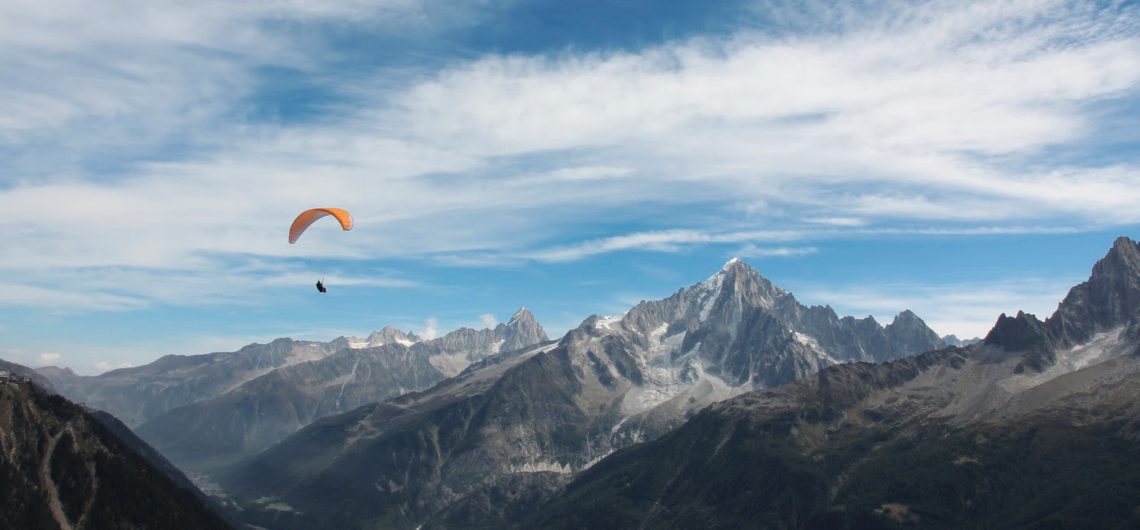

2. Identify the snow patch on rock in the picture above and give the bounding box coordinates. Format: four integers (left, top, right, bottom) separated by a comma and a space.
1000, 326, 1129, 394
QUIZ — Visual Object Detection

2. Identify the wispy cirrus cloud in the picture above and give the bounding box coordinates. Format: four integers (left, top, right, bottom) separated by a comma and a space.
435, 224, 1085, 267
804, 217, 867, 227
0, 0, 1137, 313
0, 260, 419, 313
733, 245, 819, 258
523, 229, 804, 262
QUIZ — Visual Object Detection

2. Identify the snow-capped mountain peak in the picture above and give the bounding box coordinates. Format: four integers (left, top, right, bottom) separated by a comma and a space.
509, 306, 533, 325
367, 326, 420, 347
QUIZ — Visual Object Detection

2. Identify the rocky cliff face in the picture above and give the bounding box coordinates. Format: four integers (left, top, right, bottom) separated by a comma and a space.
608, 259, 942, 390
1047, 236, 1140, 345
498, 308, 547, 352
983, 236, 1140, 373
0, 370, 232, 530
885, 309, 947, 358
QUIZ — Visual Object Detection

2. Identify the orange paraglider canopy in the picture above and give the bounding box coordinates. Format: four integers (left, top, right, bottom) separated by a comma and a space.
289, 208, 353, 244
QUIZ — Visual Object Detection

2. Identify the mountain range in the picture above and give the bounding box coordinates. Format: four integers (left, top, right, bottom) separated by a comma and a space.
217, 257, 947, 529
134, 310, 548, 471
38, 338, 352, 427
526, 236, 1140, 529
19, 237, 1139, 529
37, 310, 548, 473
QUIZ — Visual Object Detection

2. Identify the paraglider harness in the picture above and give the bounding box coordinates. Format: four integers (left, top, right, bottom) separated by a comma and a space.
316, 279, 327, 293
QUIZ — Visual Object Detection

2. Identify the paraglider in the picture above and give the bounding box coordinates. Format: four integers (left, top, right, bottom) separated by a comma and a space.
290, 208, 352, 293
289, 207, 353, 244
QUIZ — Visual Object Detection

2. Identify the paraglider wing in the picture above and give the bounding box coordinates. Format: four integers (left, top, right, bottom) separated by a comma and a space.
288, 208, 353, 244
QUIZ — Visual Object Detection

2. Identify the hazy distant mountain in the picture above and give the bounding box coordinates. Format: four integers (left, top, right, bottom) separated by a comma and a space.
219, 259, 943, 529
329, 325, 422, 351
135, 309, 548, 471
0, 369, 232, 530
522, 237, 1140, 529
941, 334, 981, 347
0, 358, 56, 392
37, 338, 355, 426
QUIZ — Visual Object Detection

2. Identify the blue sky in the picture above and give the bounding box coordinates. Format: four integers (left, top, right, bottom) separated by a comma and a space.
1, 0, 1138, 374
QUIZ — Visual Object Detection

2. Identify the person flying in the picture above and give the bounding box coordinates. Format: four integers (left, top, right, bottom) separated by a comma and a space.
288, 208, 352, 294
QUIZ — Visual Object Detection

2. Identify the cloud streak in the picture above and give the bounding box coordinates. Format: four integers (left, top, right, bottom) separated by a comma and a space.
436, 224, 1085, 266
734, 245, 819, 258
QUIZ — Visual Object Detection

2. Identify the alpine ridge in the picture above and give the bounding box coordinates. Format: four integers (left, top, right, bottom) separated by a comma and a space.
218, 258, 943, 529
529, 236, 1140, 529
38, 337, 361, 426
134, 310, 549, 471
984, 236, 1140, 372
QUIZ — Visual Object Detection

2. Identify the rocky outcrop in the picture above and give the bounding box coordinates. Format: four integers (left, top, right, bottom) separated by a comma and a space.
1047, 236, 1140, 345
498, 307, 549, 352
984, 236, 1140, 372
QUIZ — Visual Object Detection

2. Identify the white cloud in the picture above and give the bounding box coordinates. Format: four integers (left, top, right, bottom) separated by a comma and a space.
734, 245, 819, 258
421, 317, 439, 340
395, 5, 1139, 160
38, 352, 61, 364
525, 229, 804, 262
0, 0, 467, 144
804, 217, 867, 227
512, 166, 635, 185
94, 360, 135, 373
480, 313, 498, 328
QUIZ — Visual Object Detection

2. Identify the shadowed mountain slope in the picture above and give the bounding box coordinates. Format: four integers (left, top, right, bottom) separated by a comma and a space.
0, 369, 233, 530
